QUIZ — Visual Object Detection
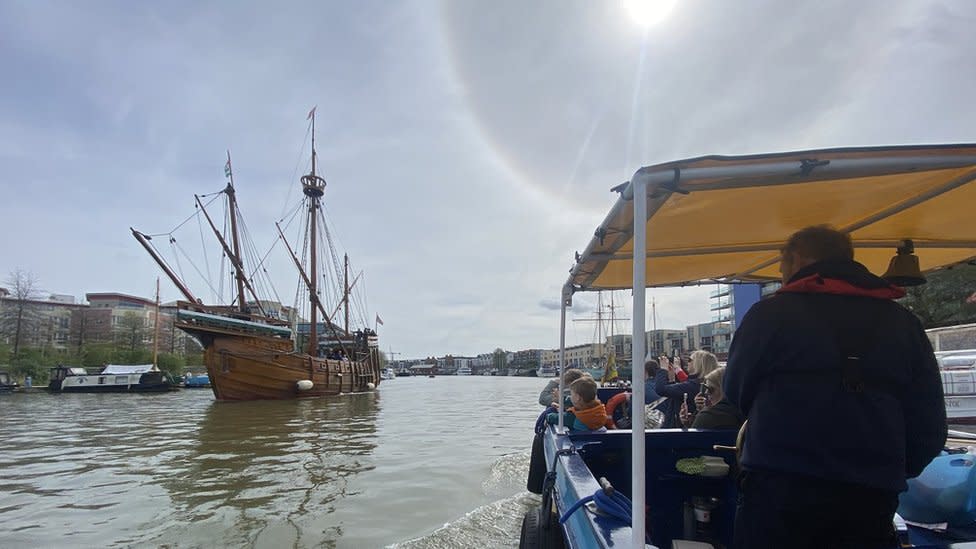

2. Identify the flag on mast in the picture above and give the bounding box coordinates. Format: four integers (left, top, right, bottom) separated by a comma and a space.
307, 106, 317, 120
224, 160, 232, 178
375, 314, 384, 326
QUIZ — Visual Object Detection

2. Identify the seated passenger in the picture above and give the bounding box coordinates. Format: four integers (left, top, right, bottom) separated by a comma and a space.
538, 368, 586, 407
692, 367, 744, 430
655, 350, 720, 428
547, 377, 610, 432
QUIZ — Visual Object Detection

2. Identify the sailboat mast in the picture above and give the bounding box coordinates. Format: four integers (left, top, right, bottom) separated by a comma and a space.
153, 278, 161, 368
344, 254, 350, 333
225, 151, 248, 313
301, 109, 327, 356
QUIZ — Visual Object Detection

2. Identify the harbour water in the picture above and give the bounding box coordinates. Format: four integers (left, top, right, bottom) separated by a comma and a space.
0, 376, 545, 548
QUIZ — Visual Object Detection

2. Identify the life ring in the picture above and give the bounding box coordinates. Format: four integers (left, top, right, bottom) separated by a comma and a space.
605, 391, 631, 428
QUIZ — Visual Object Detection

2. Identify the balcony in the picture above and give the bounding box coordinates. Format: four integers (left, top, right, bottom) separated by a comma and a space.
709, 299, 732, 311
709, 286, 731, 298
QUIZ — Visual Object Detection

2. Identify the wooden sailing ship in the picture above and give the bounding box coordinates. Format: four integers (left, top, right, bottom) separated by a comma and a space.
132, 112, 381, 400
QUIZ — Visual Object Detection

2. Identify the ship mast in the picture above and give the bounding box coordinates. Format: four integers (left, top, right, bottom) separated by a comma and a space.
153, 278, 161, 368
344, 253, 350, 333
225, 151, 248, 313
302, 109, 327, 356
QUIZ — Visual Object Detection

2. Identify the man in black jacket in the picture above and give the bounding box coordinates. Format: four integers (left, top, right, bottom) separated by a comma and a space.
725, 225, 946, 549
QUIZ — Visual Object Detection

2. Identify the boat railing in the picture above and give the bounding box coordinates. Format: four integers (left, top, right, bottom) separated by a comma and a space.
175, 301, 291, 327
544, 426, 738, 548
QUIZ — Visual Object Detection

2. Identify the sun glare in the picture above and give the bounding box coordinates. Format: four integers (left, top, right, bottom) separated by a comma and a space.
624, 0, 677, 27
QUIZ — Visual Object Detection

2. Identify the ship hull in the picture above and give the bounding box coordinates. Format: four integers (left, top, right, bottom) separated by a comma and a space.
187, 327, 381, 401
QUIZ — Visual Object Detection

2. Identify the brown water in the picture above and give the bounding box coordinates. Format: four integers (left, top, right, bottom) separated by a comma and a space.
0, 376, 546, 548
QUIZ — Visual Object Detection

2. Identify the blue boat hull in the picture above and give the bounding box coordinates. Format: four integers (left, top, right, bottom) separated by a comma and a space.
530, 427, 976, 548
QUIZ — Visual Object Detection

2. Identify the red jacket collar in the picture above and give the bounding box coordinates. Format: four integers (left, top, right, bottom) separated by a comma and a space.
778, 273, 905, 299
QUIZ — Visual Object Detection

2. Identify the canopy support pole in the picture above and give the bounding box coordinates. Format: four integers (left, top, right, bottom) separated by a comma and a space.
631, 172, 648, 547
558, 284, 571, 430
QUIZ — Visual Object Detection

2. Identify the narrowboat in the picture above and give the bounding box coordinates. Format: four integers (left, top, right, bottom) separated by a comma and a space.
523, 144, 976, 548
48, 364, 177, 393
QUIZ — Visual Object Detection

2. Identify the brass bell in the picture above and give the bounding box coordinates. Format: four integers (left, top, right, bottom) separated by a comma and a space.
882, 239, 926, 287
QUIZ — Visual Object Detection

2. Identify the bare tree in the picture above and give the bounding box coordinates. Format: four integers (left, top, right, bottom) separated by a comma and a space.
115, 311, 150, 352
0, 269, 42, 357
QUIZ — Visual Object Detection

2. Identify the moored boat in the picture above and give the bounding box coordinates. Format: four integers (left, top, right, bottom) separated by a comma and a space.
0, 371, 19, 392
526, 144, 976, 548
48, 364, 176, 393
133, 111, 381, 401
938, 349, 976, 424
183, 372, 212, 388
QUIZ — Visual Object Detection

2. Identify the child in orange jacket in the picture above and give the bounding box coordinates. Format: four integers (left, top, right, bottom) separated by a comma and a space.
547, 377, 610, 432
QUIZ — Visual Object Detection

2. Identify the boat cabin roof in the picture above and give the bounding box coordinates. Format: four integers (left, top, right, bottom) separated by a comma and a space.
567, 143, 976, 291
101, 364, 158, 374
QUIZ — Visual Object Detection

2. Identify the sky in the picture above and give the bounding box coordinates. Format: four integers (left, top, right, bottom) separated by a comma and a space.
2, 0, 975, 359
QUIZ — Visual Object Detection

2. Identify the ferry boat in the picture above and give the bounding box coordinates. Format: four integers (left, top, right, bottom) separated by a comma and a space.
525, 144, 976, 548
456, 366, 473, 376
48, 364, 177, 393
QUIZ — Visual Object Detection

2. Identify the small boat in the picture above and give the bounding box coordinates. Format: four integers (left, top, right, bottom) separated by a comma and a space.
456, 366, 473, 376
535, 365, 558, 377
937, 349, 976, 423
526, 144, 976, 548
48, 364, 177, 393
183, 372, 212, 388
0, 371, 19, 392
132, 111, 382, 400
380, 368, 396, 381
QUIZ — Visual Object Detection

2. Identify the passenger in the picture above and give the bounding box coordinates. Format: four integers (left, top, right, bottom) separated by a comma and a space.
725, 225, 946, 549
654, 350, 720, 428
690, 367, 743, 430
612, 359, 665, 429
546, 377, 609, 432
538, 368, 586, 407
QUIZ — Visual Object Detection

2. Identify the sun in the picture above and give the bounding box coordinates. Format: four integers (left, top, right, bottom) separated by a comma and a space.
623, 0, 677, 27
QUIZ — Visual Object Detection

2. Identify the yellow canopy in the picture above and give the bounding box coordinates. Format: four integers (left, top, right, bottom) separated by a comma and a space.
567, 144, 976, 291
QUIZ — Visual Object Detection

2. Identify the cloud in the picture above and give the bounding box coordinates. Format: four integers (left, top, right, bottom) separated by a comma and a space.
2, 0, 974, 358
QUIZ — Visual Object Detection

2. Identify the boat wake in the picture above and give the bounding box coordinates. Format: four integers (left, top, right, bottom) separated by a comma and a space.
390, 491, 540, 549
482, 449, 531, 497
390, 450, 538, 548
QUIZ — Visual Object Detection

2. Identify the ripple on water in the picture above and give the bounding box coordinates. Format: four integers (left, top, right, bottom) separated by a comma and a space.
0, 376, 549, 548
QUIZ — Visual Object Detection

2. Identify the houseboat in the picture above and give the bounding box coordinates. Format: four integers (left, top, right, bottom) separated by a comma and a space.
0, 371, 19, 392
48, 364, 177, 393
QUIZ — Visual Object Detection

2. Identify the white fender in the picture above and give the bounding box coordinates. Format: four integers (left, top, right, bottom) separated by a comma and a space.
366, 382, 375, 390
296, 380, 314, 391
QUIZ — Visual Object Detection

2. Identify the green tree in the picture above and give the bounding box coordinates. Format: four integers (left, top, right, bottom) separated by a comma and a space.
900, 263, 976, 329
156, 352, 186, 377
492, 348, 508, 370
82, 343, 115, 369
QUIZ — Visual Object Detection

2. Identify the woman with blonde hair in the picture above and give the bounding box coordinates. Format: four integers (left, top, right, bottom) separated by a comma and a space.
692, 367, 744, 430
690, 350, 720, 379
655, 350, 720, 428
